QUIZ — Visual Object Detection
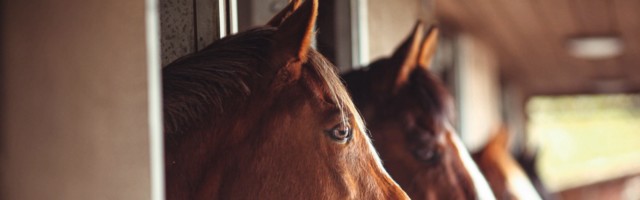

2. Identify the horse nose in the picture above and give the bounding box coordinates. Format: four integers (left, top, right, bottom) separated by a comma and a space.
446, 129, 497, 200
368, 149, 410, 199
386, 180, 411, 199
369, 162, 410, 199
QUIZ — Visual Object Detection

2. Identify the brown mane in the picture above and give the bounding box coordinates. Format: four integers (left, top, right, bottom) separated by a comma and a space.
163, 28, 351, 136
163, 27, 273, 135
410, 69, 455, 122
346, 64, 454, 122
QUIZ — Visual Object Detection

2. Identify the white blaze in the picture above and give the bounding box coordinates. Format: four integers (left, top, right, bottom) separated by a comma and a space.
446, 123, 496, 200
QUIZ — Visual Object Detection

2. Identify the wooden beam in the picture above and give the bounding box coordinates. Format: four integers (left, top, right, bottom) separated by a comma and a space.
455, 0, 549, 91
533, 0, 594, 81
570, 0, 615, 35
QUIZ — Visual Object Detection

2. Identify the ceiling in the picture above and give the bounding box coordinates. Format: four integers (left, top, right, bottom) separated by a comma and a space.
435, 0, 640, 95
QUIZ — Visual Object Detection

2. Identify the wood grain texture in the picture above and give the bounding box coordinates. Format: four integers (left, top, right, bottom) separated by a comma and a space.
436, 0, 640, 94
570, 0, 614, 34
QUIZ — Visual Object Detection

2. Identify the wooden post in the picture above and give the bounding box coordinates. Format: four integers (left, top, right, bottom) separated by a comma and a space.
0, 0, 163, 199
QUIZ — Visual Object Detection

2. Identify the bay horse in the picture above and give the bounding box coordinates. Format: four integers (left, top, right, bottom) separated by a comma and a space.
342, 22, 495, 199
473, 126, 543, 200
162, 0, 408, 199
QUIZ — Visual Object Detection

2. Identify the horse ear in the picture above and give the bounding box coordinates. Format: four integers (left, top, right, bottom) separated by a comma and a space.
389, 21, 424, 89
270, 0, 317, 81
418, 26, 439, 69
266, 0, 303, 27
488, 125, 510, 149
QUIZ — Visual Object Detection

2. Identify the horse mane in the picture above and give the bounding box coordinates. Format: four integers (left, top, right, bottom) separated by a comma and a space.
162, 26, 355, 136
305, 50, 354, 127
163, 27, 275, 135
344, 64, 454, 123
408, 68, 455, 123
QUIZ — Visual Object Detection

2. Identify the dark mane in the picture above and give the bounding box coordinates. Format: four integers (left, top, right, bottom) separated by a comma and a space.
343, 64, 454, 123
409, 68, 455, 123
162, 27, 354, 136
162, 27, 275, 135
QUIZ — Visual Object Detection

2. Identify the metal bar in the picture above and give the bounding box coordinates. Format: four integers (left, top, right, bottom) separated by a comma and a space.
351, 0, 369, 67
218, 0, 228, 38
145, 0, 165, 199
229, 0, 239, 34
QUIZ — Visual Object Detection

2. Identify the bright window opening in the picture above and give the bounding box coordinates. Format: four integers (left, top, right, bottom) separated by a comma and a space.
527, 94, 640, 192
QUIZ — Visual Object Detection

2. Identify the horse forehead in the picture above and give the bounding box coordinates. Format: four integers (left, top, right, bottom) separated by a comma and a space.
394, 104, 445, 129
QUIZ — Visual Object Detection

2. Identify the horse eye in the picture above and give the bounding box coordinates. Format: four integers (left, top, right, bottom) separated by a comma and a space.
326, 125, 352, 143
412, 148, 441, 164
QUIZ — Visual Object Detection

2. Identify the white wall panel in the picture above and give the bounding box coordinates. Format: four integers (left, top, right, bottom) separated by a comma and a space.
0, 0, 158, 199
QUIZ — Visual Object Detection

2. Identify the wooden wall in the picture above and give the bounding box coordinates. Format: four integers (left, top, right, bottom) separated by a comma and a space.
436, 0, 640, 95
366, 0, 434, 63
0, 0, 159, 199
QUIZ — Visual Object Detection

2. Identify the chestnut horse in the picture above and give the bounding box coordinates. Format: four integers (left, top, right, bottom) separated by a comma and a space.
162, 0, 408, 199
342, 22, 495, 199
473, 127, 543, 200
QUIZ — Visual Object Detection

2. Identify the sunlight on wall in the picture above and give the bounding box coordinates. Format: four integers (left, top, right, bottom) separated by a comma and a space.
457, 34, 501, 152
527, 94, 640, 192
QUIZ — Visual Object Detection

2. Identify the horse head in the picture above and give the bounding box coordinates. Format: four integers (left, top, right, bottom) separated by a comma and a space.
163, 0, 408, 199
343, 21, 495, 199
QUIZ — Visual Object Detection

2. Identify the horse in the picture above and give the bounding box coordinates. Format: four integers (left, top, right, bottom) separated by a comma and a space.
342, 21, 495, 199
472, 126, 542, 200
162, 0, 409, 199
